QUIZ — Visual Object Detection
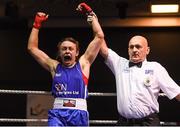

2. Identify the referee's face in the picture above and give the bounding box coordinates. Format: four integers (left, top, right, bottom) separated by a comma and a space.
128, 36, 150, 63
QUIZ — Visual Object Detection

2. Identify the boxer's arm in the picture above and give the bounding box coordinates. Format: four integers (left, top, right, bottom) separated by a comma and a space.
28, 12, 58, 74
77, 3, 109, 60
81, 15, 104, 65
77, 3, 104, 78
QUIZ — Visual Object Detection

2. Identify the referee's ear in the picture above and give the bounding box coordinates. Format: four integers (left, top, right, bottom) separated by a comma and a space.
146, 46, 150, 55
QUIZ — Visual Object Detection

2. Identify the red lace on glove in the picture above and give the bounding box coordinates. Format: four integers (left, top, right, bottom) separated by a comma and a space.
33, 13, 48, 29
77, 2, 93, 15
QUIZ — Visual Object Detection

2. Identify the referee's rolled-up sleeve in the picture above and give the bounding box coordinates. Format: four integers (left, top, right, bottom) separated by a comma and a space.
157, 63, 180, 99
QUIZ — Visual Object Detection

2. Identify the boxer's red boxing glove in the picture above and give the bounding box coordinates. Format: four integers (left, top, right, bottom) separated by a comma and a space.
33, 13, 48, 29
77, 2, 93, 15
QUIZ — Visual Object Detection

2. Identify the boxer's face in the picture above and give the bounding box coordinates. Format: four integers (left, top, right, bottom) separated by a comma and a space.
59, 41, 79, 67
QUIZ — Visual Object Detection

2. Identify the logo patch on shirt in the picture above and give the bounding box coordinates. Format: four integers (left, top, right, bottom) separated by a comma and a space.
55, 73, 61, 77
55, 83, 67, 91
123, 68, 130, 73
145, 70, 154, 75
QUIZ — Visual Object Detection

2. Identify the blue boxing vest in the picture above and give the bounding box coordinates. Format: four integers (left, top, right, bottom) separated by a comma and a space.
51, 62, 88, 99
49, 62, 89, 126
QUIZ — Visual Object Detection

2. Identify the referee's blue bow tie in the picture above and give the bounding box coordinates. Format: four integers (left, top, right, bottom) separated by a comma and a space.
129, 61, 142, 68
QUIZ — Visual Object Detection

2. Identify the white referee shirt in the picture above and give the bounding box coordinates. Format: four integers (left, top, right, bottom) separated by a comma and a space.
105, 49, 180, 119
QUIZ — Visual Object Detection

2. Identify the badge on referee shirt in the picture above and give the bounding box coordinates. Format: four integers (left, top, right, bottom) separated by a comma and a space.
144, 69, 154, 87
143, 77, 151, 87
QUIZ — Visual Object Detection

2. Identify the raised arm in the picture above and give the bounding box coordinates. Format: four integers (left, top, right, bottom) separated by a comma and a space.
100, 39, 109, 60
27, 12, 58, 74
77, 3, 104, 66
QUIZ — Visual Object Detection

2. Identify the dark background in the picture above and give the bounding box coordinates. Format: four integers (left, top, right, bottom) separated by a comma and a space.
0, 18, 180, 125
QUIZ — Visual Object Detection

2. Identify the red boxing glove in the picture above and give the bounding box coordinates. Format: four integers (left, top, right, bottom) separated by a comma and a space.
33, 12, 48, 29
77, 2, 93, 15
